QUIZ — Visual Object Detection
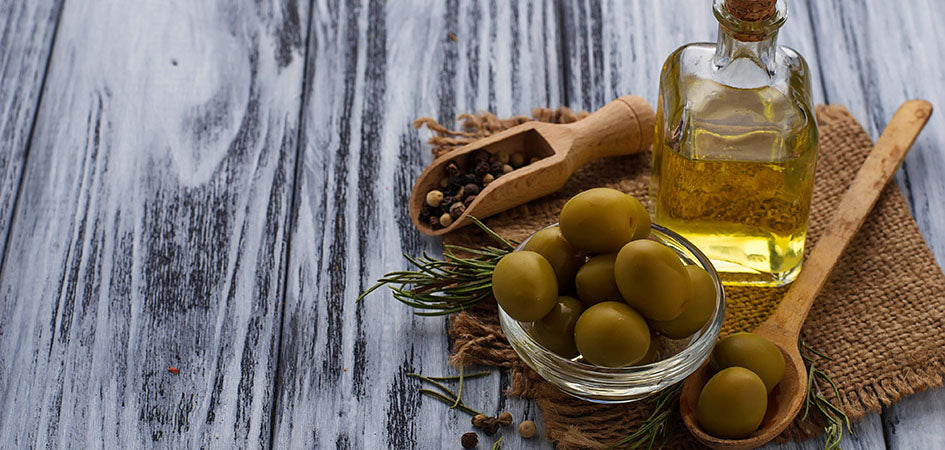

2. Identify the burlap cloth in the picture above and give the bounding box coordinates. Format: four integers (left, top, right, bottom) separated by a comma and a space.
415, 104, 945, 448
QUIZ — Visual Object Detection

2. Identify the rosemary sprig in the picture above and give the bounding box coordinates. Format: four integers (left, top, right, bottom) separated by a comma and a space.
607, 383, 682, 449
799, 340, 853, 450
357, 217, 515, 316
491, 435, 504, 450
407, 369, 491, 417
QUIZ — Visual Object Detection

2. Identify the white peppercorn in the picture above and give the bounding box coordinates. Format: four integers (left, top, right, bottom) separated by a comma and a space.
426, 190, 444, 208
439, 212, 453, 227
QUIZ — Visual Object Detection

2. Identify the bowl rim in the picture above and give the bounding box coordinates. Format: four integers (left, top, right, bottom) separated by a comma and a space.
498, 222, 725, 402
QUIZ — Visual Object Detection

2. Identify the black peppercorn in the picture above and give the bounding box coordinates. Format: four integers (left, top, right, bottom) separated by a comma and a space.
472, 150, 490, 163
481, 417, 500, 436
463, 184, 480, 197
449, 202, 465, 219
441, 196, 455, 208
463, 173, 478, 185
446, 162, 461, 176
461, 432, 478, 449
464, 195, 477, 207
474, 161, 491, 177
419, 204, 432, 222
429, 215, 440, 229
490, 161, 504, 173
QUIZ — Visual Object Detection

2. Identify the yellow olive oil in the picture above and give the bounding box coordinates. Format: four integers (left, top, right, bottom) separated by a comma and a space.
651, 77, 818, 286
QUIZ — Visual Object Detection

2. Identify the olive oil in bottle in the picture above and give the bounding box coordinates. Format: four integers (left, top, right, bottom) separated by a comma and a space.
651, 0, 818, 286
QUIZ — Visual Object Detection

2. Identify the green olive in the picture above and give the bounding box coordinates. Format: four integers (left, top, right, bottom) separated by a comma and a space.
633, 330, 661, 366
711, 332, 785, 393
614, 240, 689, 321
559, 188, 649, 253
522, 226, 585, 291
574, 254, 622, 307
628, 195, 651, 241
573, 301, 650, 367
697, 367, 767, 439
531, 296, 584, 358
492, 251, 558, 322
650, 266, 716, 339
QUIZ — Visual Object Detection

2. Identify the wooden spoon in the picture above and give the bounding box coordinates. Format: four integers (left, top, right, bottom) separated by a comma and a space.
679, 99, 933, 450
409, 95, 655, 236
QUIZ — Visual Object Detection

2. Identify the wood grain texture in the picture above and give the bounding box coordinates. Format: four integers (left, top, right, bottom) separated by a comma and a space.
0, 0, 308, 447
0, 0, 62, 264
804, 2, 945, 447
273, 0, 560, 448
556, 1, 888, 449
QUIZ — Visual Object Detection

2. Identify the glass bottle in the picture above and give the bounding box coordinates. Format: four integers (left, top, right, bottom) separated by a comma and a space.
650, 0, 818, 287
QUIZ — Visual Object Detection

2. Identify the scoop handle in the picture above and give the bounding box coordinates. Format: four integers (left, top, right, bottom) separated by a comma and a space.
565, 95, 656, 168
762, 100, 932, 339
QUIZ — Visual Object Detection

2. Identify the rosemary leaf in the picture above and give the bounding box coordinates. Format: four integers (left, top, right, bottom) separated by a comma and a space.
418, 389, 482, 416
451, 365, 465, 408
799, 340, 853, 450
491, 435, 504, 450
607, 383, 682, 449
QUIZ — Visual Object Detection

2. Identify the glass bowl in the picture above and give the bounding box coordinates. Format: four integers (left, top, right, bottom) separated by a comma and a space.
498, 223, 725, 403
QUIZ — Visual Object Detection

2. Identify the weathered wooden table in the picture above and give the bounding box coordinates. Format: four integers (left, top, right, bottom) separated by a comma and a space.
2, 0, 943, 448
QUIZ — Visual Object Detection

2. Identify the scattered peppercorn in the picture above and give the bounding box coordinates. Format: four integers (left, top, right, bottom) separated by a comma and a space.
482, 173, 495, 185
472, 414, 489, 428
481, 417, 500, 436
464, 195, 477, 207
497, 411, 513, 426
449, 202, 466, 219
446, 162, 461, 176
426, 190, 444, 207
518, 420, 537, 438
501, 164, 513, 174
439, 177, 449, 188
496, 151, 510, 164
461, 431, 478, 448
490, 161, 504, 174
473, 150, 490, 163
429, 215, 440, 228
441, 196, 455, 208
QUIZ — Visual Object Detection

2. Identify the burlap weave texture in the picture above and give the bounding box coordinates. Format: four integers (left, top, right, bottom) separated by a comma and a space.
421, 104, 945, 449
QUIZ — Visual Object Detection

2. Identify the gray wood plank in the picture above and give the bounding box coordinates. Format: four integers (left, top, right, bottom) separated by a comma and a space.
805, 1, 945, 447
557, 1, 887, 449
0, 0, 62, 264
273, 0, 561, 448
0, 0, 309, 447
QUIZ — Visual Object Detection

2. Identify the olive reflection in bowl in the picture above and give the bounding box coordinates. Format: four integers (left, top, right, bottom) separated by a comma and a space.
497, 223, 725, 403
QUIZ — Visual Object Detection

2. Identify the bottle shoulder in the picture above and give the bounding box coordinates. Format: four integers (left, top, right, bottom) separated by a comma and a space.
661, 43, 813, 98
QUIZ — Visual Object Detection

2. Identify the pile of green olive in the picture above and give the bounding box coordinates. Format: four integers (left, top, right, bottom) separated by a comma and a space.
697, 332, 786, 439
491, 188, 717, 368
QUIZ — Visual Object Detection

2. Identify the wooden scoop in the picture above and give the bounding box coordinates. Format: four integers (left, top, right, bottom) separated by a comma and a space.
409, 95, 655, 236
679, 99, 933, 450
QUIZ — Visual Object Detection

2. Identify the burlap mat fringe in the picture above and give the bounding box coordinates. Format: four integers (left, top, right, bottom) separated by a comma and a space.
414, 104, 945, 449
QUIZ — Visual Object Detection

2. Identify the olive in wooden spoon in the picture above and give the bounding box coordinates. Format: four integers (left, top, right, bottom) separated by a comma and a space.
680, 99, 932, 450
409, 95, 654, 236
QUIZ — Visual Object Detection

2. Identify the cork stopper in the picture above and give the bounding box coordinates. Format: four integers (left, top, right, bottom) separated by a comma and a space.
725, 0, 776, 21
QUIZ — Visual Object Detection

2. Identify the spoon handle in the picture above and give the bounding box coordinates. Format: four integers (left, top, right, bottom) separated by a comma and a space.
565, 95, 655, 168
763, 100, 932, 339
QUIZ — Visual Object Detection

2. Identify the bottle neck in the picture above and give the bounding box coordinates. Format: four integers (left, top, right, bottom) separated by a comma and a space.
714, 24, 779, 77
